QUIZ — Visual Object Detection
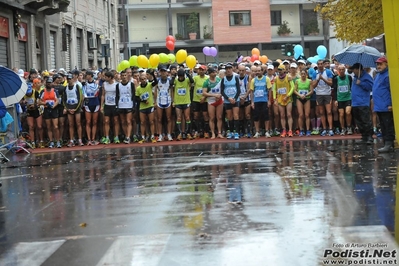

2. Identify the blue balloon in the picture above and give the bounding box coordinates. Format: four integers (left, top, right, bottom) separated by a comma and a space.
308, 57, 317, 64
294, 53, 300, 60
294, 45, 303, 55
314, 55, 321, 61
317, 45, 327, 59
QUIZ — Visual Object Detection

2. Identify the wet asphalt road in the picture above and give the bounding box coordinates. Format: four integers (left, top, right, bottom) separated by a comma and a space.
0, 139, 397, 266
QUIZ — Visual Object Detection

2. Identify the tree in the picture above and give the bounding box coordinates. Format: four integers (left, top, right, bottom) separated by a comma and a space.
315, 0, 383, 43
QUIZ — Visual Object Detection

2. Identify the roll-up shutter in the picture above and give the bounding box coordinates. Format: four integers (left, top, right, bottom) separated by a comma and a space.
65, 36, 70, 71
0, 38, 8, 67
76, 37, 82, 70
49, 32, 56, 70
18, 42, 27, 71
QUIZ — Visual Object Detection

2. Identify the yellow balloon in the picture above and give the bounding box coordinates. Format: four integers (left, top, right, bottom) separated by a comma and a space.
137, 55, 149, 68
176, 49, 188, 64
149, 54, 160, 67
186, 55, 197, 69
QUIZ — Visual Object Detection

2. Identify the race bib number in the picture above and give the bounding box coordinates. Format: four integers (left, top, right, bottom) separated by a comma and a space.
45, 100, 55, 107
225, 87, 235, 97
196, 88, 202, 95
211, 87, 219, 94
106, 95, 115, 103
86, 92, 95, 97
254, 90, 264, 98
159, 96, 168, 105
26, 98, 34, 105
177, 88, 186, 96
120, 97, 131, 103
67, 99, 78, 105
278, 87, 287, 95
338, 85, 348, 93
299, 90, 307, 95
140, 92, 150, 101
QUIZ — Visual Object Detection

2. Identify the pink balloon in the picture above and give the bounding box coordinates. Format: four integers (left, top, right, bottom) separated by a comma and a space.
237, 55, 243, 63
209, 47, 218, 57
203, 46, 210, 56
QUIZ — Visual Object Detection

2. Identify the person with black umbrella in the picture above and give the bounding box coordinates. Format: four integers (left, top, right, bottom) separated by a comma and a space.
351, 63, 374, 145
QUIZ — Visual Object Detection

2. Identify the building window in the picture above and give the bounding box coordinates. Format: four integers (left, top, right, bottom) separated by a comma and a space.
270, 10, 282, 26
229, 11, 251, 26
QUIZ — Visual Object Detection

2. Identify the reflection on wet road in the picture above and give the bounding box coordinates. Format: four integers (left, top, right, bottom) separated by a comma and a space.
0, 139, 397, 265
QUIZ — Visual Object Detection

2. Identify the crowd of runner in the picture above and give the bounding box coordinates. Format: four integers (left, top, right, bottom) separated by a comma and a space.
14, 57, 387, 148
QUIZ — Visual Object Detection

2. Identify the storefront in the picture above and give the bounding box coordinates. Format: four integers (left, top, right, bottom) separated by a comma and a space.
0, 16, 9, 67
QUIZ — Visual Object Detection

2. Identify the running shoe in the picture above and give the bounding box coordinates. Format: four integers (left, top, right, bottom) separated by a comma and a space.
78, 139, 84, 146
247, 132, 252, 138
254, 132, 260, 138
299, 130, 304, 137
67, 140, 75, 147
328, 130, 334, 136
103, 138, 110, 145
234, 132, 239, 140
265, 131, 271, 138
280, 129, 287, 138
124, 137, 130, 144
182, 133, 187, 140
335, 128, 340, 135
92, 140, 100, 145
340, 128, 346, 136
114, 137, 120, 144
87, 141, 92, 146
311, 129, 319, 135
100, 136, 107, 144
186, 133, 193, 140
226, 131, 232, 139
30, 141, 36, 149
151, 136, 157, 143
56, 141, 62, 148
274, 129, 280, 136
306, 130, 311, 137
167, 134, 173, 141
295, 129, 300, 136
193, 132, 199, 139
288, 130, 293, 137
133, 135, 139, 142
347, 127, 353, 135
320, 130, 327, 137
49, 141, 55, 148
39, 141, 45, 148
204, 132, 210, 139
157, 135, 163, 142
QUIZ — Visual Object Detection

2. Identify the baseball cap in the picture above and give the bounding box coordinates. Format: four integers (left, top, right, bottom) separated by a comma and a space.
158, 64, 168, 71
53, 74, 60, 79
278, 64, 286, 70
33, 78, 41, 84
376, 56, 387, 63
17, 69, 24, 77
199, 65, 207, 70
225, 63, 233, 68
253, 60, 261, 65
30, 68, 38, 74
298, 60, 306, 65
267, 65, 274, 70
282, 60, 290, 65
208, 67, 217, 73
195, 64, 201, 69
290, 63, 298, 68
169, 65, 177, 70
46, 77, 53, 83
66, 74, 73, 80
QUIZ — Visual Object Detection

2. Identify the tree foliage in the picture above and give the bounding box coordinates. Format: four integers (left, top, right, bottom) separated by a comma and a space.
315, 0, 384, 43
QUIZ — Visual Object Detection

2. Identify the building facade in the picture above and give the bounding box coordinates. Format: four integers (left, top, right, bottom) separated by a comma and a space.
119, 0, 329, 63
0, 0, 119, 72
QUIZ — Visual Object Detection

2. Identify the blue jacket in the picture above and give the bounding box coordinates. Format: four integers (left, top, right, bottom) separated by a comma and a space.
372, 68, 391, 112
351, 70, 373, 107
0, 99, 6, 118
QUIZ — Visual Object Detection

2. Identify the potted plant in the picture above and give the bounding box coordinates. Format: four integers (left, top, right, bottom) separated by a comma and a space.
305, 20, 320, 36
175, 33, 183, 40
186, 12, 199, 40
203, 25, 212, 39
277, 20, 292, 36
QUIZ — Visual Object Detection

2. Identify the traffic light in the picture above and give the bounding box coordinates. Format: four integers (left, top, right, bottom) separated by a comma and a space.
281, 44, 286, 55
285, 44, 293, 56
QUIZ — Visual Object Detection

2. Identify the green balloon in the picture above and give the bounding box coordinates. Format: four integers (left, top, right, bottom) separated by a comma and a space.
159, 53, 168, 64
116, 63, 123, 72
168, 53, 176, 63
120, 60, 130, 71
129, 55, 138, 67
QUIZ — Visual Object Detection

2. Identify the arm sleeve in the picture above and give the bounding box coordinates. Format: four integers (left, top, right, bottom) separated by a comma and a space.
272, 83, 276, 99
287, 80, 295, 96
234, 76, 240, 99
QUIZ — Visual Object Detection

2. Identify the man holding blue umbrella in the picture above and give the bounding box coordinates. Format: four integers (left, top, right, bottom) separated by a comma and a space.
351, 63, 374, 145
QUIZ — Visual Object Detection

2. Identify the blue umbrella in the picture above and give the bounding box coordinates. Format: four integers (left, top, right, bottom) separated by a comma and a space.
0, 66, 28, 106
334, 44, 382, 68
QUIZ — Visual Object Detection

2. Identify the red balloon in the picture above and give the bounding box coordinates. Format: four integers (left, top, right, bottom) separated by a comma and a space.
251, 54, 259, 62
166, 35, 176, 43
166, 40, 175, 51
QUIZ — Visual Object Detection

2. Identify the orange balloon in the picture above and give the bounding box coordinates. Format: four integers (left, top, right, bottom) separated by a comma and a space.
276, 59, 282, 63
260, 55, 268, 64
251, 48, 260, 56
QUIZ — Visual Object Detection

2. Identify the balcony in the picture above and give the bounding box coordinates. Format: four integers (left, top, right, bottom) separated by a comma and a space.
123, 0, 211, 10
25, 0, 71, 15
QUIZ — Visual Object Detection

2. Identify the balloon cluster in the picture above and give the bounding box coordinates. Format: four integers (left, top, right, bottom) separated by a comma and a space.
202, 46, 218, 57
307, 45, 328, 64
165, 35, 176, 51
239, 48, 268, 64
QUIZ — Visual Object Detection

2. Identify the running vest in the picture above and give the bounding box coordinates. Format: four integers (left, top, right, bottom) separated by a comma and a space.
223, 76, 238, 103
65, 84, 79, 106
296, 79, 311, 99
314, 69, 332, 95
136, 82, 154, 110
117, 82, 134, 109
103, 82, 117, 106
204, 77, 221, 104
41, 88, 56, 107
24, 91, 39, 110
336, 75, 351, 102
84, 82, 99, 98
275, 76, 291, 106
157, 78, 172, 107
239, 75, 249, 101
193, 75, 208, 102
253, 76, 268, 103
173, 78, 191, 105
